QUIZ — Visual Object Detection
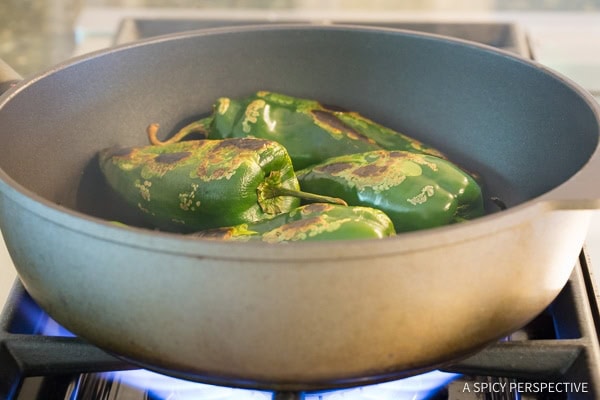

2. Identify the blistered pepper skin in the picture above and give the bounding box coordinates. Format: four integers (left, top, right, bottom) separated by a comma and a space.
192, 203, 396, 242
208, 91, 382, 170
98, 138, 301, 232
160, 91, 444, 170
296, 151, 484, 232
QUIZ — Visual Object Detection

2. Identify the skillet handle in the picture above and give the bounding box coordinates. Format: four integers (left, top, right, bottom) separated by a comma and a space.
541, 148, 600, 210
0, 58, 22, 95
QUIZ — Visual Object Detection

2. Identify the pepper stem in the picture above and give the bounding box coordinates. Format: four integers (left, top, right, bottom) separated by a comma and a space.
267, 186, 348, 206
147, 117, 214, 146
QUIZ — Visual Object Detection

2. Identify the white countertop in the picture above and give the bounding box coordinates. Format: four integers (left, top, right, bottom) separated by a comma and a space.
0, 230, 14, 304
1, 8, 600, 306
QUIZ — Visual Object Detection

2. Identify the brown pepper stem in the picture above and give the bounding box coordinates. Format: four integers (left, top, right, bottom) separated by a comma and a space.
147, 117, 213, 146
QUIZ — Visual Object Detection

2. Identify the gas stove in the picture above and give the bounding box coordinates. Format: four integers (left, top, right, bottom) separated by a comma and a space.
0, 16, 599, 400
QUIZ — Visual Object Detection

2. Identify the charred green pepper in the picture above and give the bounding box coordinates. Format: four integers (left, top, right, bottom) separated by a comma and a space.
98, 137, 345, 232
149, 91, 444, 169
296, 150, 484, 232
192, 203, 395, 242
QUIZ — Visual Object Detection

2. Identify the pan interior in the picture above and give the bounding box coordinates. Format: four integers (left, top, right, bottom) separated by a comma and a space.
0, 26, 597, 228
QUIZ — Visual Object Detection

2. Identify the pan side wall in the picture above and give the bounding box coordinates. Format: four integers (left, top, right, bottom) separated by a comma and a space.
0, 190, 590, 388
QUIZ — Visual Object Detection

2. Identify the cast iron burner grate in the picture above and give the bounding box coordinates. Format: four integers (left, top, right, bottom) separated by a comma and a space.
0, 252, 599, 400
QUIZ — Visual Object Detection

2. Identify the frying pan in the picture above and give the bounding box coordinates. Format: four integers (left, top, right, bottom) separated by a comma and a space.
0, 25, 599, 390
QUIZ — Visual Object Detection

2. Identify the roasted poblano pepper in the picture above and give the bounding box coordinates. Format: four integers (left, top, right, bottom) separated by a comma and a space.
192, 203, 395, 242
296, 150, 485, 232
98, 138, 344, 232
149, 91, 444, 170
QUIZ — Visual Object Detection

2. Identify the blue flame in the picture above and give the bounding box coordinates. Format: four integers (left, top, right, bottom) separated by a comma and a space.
97, 370, 272, 400
90, 369, 460, 400
9, 292, 75, 337
38, 315, 76, 337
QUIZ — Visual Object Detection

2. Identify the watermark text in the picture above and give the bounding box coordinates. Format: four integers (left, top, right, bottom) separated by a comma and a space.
462, 381, 589, 394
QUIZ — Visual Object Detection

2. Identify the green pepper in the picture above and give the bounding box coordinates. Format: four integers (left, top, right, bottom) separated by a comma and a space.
192, 203, 396, 242
333, 111, 445, 158
149, 91, 444, 170
296, 150, 485, 232
98, 137, 345, 232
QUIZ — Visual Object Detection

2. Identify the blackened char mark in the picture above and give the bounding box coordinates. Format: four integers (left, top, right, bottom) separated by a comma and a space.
215, 138, 269, 152
154, 152, 192, 164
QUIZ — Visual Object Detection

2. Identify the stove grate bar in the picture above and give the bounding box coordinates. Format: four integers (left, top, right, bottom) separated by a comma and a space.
0, 334, 134, 399
1, 335, 134, 376
442, 341, 584, 379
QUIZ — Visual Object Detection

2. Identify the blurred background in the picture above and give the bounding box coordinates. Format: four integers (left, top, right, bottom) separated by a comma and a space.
1, 0, 600, 77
